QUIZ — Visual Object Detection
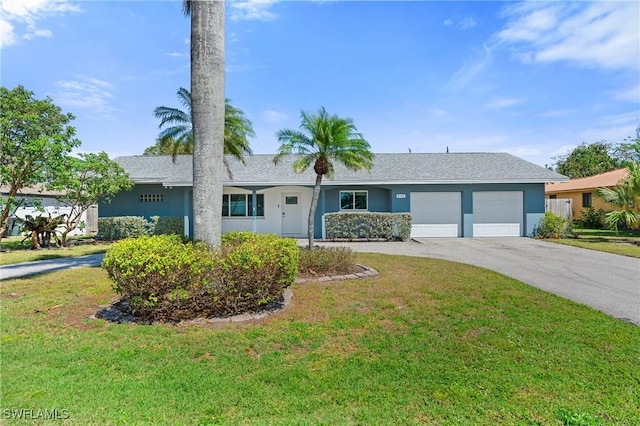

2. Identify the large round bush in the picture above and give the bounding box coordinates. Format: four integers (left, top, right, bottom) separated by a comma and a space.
102, 233, 298, 322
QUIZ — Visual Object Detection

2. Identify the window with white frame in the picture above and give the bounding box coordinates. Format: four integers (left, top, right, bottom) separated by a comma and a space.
222, 194, 264, 217
340, 190, 368, 211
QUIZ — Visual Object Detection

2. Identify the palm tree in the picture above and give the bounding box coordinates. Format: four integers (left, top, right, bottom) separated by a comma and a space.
186, 0, 225, 248
594, 162, 640, 231
273, 107, 374, 248
151, 87, 254, 163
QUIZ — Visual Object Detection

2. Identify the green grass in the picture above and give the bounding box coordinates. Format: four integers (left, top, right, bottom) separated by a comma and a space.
2, 254, 638, 425
545, 228, 640, 258
0, 236, 111, 265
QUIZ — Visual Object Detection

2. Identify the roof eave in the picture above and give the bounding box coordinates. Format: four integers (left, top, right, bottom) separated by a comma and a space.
153, 178, 568, 187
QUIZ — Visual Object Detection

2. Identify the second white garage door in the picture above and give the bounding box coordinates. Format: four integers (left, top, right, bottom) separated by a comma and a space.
410, 192, 462, 237
472, 191, 523, 237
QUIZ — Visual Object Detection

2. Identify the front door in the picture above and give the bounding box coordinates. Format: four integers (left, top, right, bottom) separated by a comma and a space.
282, 193, 302, 235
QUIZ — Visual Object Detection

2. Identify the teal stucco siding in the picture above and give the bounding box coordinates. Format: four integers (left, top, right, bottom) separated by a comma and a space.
100, 184, 186, 220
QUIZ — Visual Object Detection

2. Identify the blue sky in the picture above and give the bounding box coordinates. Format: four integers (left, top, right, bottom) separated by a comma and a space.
1, 0, 638, 167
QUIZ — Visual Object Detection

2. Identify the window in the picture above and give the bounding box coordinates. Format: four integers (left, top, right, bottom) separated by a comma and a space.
549, 194, 557, 199
582, 192, 592, 208
139, 194, 163, 203
340, 190, 368, 211
222, 194, 264, 217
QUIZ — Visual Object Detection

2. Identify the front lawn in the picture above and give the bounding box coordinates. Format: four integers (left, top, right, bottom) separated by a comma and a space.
1, 254, 638, 425
0, 236, 111, 265
546, 228, 640, 258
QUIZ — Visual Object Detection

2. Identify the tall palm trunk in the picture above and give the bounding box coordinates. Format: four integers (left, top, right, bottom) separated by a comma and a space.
308, 174, 323, 249
191, 0, 225, 248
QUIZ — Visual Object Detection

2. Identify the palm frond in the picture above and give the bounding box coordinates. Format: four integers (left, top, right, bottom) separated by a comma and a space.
150, 88, 254, 160
604, 210, 640, 232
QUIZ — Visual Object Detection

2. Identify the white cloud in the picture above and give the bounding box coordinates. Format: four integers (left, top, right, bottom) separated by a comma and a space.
485, 97, 523, 109
443, 17, 477, 30
537, 109, 574, 118
0, 0, 82, 48
550, 144, 577, 158
261, 109, 288, 124
0, 17, 14, 45
53, 76, 115, 111
597, 111, 640, 129
227, 64, 252, 73
23, 27, 50, 39
447, 43, 494, 90
501, 146, 541, 158
166, 52, 183, 58
498, 2, 640, 71
230, 0, 278, 22
429, 108, 448, 118
610, 83, 640, 103
457, 18, 477, 30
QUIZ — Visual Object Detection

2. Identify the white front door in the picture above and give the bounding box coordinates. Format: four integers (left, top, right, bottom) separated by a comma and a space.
282, 193, 302, 235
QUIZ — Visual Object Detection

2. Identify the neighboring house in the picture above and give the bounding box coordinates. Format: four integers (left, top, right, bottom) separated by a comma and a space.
545, 168, 629, 220
101, 153, 567, 239
0, 185, 98, 237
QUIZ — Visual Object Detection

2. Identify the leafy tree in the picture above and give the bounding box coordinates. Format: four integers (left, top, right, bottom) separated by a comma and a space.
185, 0, 225, 248
54, 152, 133, 247
273, 107, 374, 248
0, 85, 81, 240
594, 162, 640, 231
613, 126, 640, 166
553, 141, 620, 178
147, 87, 254, 164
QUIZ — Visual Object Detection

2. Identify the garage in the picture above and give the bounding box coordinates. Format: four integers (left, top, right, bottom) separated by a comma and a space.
472, 191, 523, 237
410, 192, 461, 237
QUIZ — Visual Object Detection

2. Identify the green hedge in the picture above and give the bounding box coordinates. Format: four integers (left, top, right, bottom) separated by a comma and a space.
151, 216, 184, 236
97, 216, 151, 241
98, 216, 184, 240
324, 212, 412, 241
102, 232, 298, 322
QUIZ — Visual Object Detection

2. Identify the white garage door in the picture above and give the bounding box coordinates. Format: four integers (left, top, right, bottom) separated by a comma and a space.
410, 192, 461, 237
473, 191, 523, 237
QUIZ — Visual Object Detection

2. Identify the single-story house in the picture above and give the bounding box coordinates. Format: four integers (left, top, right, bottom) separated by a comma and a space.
1, 185, 98, 237
101, 152, 567, 239
545, 168, 629, 220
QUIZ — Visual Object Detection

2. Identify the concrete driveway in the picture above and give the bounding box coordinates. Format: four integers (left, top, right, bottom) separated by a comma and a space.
317, 238, 640, 326
0, 253, 105, 281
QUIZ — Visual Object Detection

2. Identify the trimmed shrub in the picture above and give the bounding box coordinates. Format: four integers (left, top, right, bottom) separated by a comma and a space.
575, 207, 605, 229
533, 212, 572, 238
98, 216, 151, 240
102, 232, 298, 322
217, 233, 299, 312
325, 212, 412, 241
151, 216, 184, 236
298, 246, 356, 276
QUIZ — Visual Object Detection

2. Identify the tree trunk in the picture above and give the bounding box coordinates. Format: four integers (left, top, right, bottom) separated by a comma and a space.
307, 174, 323, 249
191, 0, 225, 249
31, 230, 41, 250
61, 230, 69, 248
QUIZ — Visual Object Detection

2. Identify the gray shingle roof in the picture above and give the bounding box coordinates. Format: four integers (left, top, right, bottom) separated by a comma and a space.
115, 153, 567, 187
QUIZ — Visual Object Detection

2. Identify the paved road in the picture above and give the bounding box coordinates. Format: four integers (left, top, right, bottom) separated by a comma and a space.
0, 253, 105, 280
317, 238, 640, 326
